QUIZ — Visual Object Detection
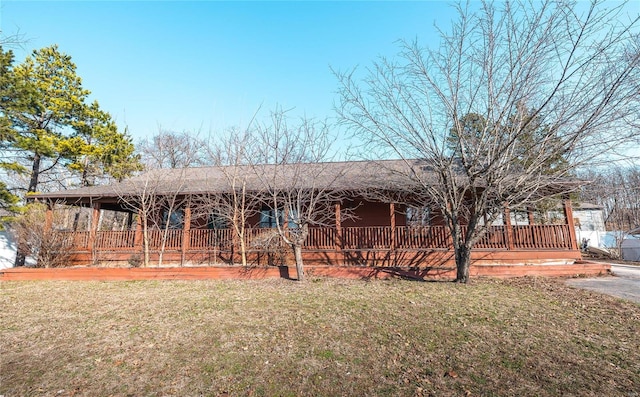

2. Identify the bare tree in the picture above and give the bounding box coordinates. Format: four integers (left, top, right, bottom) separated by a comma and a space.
116, 172, 161, 267
115, 169, 187, 267
193, 127, 262, 267
581, 165, 640, 231
250, 110, 347, 281
336, 0, 639, 282
154, 172, 187, 267
118, 128, 207, 266
138, 129, 206, 169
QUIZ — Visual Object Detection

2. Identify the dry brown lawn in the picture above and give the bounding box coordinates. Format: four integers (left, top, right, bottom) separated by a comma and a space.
1, 277, 639, 396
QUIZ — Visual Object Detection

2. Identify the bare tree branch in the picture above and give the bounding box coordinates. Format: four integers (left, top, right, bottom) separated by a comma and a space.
249, 109, 348, 281
336, 0, 639, 282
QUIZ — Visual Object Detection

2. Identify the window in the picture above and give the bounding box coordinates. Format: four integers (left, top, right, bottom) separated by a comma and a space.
161, 209, 184, 229
407, 205, 430, 226
287, 209, 299, 229
207, 210, 227, 229
259, 206, 298, 228
260, 207, 283, 228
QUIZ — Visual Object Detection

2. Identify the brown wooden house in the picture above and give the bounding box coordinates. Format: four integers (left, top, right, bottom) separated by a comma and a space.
32, 159, 582, 270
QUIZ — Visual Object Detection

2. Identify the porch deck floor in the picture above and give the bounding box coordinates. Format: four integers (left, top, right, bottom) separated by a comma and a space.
0, 262, 610, 281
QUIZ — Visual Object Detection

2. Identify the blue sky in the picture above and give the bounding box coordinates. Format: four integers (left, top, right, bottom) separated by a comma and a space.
2, 1, 638, 164
1, 1, 457, 142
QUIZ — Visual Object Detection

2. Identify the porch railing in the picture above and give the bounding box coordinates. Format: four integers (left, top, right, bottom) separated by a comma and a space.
95, 230, 136, 249
55, 224, 574, 253
512, 224, 573, 249
395, 226, 451, 249
57, 231, 90, 249
342, 226, 393, 249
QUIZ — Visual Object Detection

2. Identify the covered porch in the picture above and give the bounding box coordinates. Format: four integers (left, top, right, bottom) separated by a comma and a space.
40, 198, 582, 268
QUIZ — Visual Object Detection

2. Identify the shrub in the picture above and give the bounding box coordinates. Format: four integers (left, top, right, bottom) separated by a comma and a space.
10, 203, 73, 268
250, 229, 289, 266
128, 253, 142, 268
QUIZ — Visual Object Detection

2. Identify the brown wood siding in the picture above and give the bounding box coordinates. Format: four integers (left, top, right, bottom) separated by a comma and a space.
342, 200, 392, 227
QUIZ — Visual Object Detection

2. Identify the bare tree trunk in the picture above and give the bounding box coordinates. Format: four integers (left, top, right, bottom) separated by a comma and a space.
239, 232, 248, 267
449, 221, 471, 282
81, 155, 90, 187
14, 249, 26, 267
454, 245, 471, 283
293, 244, 304, 282
27, 153, 41, 195
291, 224, 310, 281
158, 225, 167, 267
143, 217, 150, 267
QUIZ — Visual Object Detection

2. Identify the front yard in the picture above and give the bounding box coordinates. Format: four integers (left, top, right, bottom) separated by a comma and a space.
1, 277, 638, 396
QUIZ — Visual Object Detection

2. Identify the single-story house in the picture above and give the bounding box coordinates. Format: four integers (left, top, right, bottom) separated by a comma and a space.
29, 159, 582, 269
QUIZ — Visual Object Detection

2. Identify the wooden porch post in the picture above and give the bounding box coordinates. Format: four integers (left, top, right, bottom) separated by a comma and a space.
134, 214, 143, 249
88, 203, 101, 260
527, 207, 535, 225
503, 204, 515, 250
335, 203, 342, 252
389, 202, 396, 250
563, 199, 579, 250
44, 201, 53, 233
181, 205, 191, 265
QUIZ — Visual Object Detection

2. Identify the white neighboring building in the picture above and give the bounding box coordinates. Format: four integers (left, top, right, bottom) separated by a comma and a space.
0, 231, 17, 269
571, 203, 620, 249
0, 231, 36, 268
573, 203, 606, 232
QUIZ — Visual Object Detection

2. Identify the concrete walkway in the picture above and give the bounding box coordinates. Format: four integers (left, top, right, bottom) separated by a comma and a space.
566, 264, 640, 304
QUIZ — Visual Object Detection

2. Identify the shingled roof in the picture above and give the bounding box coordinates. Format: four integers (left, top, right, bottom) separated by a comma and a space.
33, 159, 437, 205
